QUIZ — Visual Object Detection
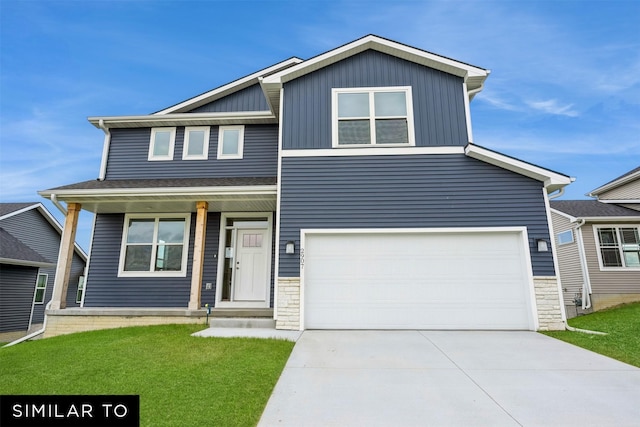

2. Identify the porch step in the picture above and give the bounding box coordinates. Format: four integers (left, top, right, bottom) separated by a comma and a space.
209, 308, 273, 318
209, 318, 276, 329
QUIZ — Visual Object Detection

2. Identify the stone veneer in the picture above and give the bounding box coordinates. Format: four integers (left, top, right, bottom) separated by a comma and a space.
43, 308, 208, 338
275, 277, 301, 330
533, 276, 566, 331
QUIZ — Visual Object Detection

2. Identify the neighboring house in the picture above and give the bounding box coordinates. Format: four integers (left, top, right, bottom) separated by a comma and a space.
551, 168, 640, 318
39, 35, 573, 336
0, 203, 87, 341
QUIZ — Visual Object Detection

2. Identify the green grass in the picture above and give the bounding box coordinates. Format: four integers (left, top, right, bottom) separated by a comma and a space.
0, 324, 294, 427
543, 302, 640, 367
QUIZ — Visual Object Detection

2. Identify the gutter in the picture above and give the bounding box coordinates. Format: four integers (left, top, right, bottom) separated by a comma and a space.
50, 194, 67, 216
3, 301, 52, 347
97, 119, 111, 181
547, 187, 565, 200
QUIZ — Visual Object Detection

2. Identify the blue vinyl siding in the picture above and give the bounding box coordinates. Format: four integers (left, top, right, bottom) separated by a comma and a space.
282, 50, 468, 150
105, 125, 278, 180
278, 154, 554, 277
0, 265, 37, 333
187, 84, 269, 113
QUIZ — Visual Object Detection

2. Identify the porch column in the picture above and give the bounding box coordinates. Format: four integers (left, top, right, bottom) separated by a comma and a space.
188, 201, 208, 310
50, 203, 81, 310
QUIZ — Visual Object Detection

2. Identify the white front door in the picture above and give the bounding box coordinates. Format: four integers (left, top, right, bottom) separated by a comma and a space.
234, 228, 269, 301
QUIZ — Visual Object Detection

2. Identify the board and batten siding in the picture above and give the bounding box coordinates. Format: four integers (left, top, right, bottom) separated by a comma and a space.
281, 50, 468, 150
0, 209, 84, 323
278, 154, 554, 277
187, 84, 270, 113
105, 124, 278, 180
550, 211, 585, 315
581, 223, 640, 294
0, 265, 38, 333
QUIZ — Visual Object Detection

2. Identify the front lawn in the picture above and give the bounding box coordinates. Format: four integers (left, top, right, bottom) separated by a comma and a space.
543, 302, 640, 367
0, 324, 294, 426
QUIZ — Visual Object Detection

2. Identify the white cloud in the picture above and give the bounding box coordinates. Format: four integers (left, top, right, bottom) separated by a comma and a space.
525, 99, 579, 117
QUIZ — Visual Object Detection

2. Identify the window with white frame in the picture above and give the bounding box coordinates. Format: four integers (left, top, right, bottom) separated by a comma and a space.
148, 127, 176, 161
119, 214, 191, 276
557, 229, 574, 245
595, 226, 640, 268
332, 87, 414, 147
76, 276, 85, 304
34, 273, 47, 304
182, 126, 210, 160
217, 126, 244, 159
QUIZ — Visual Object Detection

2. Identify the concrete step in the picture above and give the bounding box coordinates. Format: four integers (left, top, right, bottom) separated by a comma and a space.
210, 308, 273, 318
209, 317, 276, 329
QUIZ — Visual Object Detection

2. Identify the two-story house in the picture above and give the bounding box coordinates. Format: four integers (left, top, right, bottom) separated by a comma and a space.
39, 35, 572, 337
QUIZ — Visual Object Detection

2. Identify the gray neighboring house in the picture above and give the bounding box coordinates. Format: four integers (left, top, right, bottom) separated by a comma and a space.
0, 203, 87, 340
551, 167, 640, 318
39, 35, 574, 336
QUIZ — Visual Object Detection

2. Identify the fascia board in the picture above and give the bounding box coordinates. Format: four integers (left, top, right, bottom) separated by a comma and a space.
262, 35, 489, 86
550, 208, 577, 222
597, 199, 640, 204
578, 216, 640, 223
0, 203, 40, 221
0, 258, 55, 268
588, 170, 640, 197
88, 111, 276, 129
39, 185, 278, 199
154, 58, 303, 114
465, 144, 573, 190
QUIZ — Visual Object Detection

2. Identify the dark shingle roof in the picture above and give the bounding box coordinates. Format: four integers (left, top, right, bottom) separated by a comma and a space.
551, 200, 640, 218
0, 202, 38, 217
0, 227, 53, 265
42, 177, 277, 192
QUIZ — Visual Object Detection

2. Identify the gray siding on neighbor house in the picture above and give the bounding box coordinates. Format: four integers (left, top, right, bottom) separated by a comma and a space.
0, 264, 38, 333
551, 211, 586, 317
282, 50, 468, 150
279, 154, 554, 277
0, 209, 84, 324
104, 125, 278, 180
187, 84, 270, 113
598, 180, 640, 201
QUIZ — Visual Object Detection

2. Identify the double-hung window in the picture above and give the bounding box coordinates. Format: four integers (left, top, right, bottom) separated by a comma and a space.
119, 214, 191, 277
595, 226, 640, 269
34, 273, 48, 304
217, 125, 244, 159
148, 127, 176, 161
332, 87, 414, 147
76, 276, 85, 304
183, 126, 210, 160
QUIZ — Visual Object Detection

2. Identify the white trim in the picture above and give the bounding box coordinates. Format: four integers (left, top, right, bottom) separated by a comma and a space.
117, 213, 191, 277
596, 199, 640, 204
592, 224, 640, 271
217, 125, 245, 159
75, 275, 85, 304
40, 185, 277, 198
215, 212, 273, 309
97, 121, 111, 181
542, 188, 567, 322
331, 86, 415, 148
33, 272, 48, 304
282, 146, 464, 157
465, 144, 573, 192
588, 170, 640, 197
27, 268, 40, 330
575, 225, 592, 305
274, 87, 285, 321
148, 127, 176, 161
89, 111, 276, 129
298, 226, 537, 331
462, 82, 473, 143
182, 126, 210, 160
550, 208, 577, 222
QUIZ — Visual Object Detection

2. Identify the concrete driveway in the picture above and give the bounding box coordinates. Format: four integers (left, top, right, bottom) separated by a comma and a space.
258, 331, 640, 427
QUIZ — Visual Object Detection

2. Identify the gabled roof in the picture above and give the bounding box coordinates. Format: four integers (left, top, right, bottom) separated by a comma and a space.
0, 202, 88, 261
0, 227, 54, 267
464, 144, 573, 193
261, 34, 490, 117
588, 166, 640, 197
550, 200, 640, 222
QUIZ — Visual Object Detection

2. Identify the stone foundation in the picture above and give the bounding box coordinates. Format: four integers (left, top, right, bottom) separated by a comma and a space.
276, 277, 301, 330
43, 308, 208, 338
533, 276, 565, 331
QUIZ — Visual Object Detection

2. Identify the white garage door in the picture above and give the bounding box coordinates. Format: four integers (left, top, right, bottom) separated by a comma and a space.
303, 229, 535, 330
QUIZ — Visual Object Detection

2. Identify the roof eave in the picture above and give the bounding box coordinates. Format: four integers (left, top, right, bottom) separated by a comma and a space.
587, 170, 640, 197
88, 111, 277, 129
0, 258, 55, 268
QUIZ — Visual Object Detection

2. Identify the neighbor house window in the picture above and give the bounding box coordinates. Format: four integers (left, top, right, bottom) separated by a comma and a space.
148, 127, 176, 161
217, 125, 244, 159
595, 226, 640, 269
332, 87, 414, 147
118, 214, 191, 277
183, 126, 210, 160
34, 273, 47, 304
76, 276, 85, 304
557, 230, 574, 245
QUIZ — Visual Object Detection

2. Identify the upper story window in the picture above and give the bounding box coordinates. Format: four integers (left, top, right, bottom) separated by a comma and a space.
183, 126, 210, 160
217, 125, 244, 159
332, 87, 414, 147
595, 226, 640, 269
148, 127, 176, 161
118, 214, 191, 277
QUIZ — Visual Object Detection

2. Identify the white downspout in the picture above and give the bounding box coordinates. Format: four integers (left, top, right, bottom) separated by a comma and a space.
547, 187, 565, 200
97, 119, 111, 181
50, 194, 67, 216
574, 219, 592, 309
3, 301, 53, 347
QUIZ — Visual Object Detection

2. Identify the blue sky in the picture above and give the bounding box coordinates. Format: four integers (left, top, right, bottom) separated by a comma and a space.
1, 0, 639, 251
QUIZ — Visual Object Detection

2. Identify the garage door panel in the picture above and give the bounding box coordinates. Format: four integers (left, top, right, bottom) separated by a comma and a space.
303, 231, 534, 330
